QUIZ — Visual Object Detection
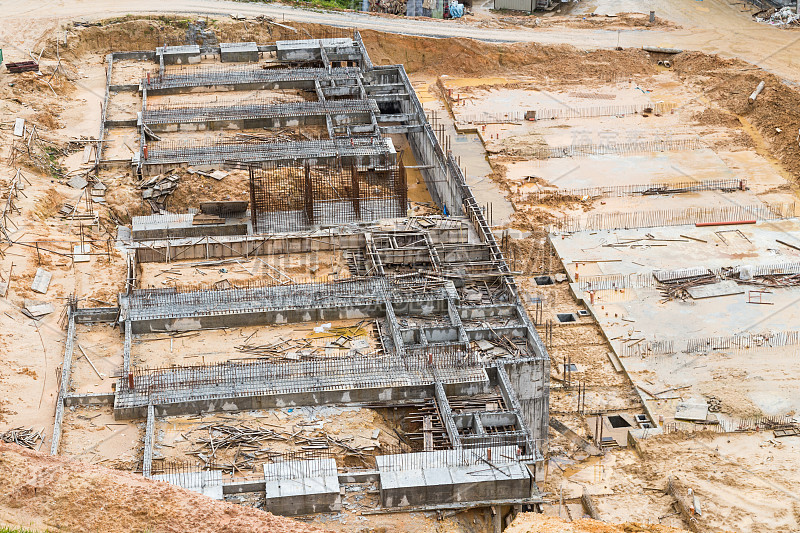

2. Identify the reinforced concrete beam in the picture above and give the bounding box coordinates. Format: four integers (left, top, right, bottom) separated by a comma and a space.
51, 312, 76, 455
142, 404, 155, 478
434, 381, 461, 449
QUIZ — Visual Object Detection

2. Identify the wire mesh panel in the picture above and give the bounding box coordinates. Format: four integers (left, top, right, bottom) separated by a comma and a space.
249, 161, 407, 233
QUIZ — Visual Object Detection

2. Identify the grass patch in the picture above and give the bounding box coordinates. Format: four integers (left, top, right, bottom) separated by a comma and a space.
239, 0, 358, 10
0, 527, 47, 533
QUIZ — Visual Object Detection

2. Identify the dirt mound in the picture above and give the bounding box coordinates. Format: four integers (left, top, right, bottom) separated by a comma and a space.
500, 12, 679, 30
505, 514, 690, 533
673, 51, 800, 179
360, 32, 656, 80
57, 17, 351, 58
0, 442, 329, 533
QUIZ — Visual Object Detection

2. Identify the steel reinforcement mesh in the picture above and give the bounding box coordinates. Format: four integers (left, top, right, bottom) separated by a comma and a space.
142, 66, 363, 91
116, 346, 487, 408
249, 161, 407, 232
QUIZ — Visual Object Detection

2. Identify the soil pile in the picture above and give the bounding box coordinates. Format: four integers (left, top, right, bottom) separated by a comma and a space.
506, 514, 690, 533
674, 51, 800, 179
360, 32, 656, 80
0, 442, 329, 533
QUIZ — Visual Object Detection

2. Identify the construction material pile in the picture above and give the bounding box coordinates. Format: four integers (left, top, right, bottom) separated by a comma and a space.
369, 0, 407, 15
236, 321, 373, 361
140, 173, 180, 212
0, 427, 44, 450
756, 6, 800, 27
657, 272, 717, 302
182, 420, 382, 473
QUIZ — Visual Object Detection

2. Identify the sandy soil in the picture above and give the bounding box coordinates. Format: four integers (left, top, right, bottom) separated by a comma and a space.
507, 513, 689, 532
0, 7, 798, 533
0, 442, 330, 533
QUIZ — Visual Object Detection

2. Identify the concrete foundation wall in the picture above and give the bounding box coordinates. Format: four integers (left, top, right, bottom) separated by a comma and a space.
379, 463, 531, 508
506, 360, 550, 452
116, 379, 494, 419
128, 298, 449, 334
131, 225, 468, 263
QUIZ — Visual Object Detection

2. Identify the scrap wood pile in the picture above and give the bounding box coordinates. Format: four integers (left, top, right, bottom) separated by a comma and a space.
725, 272, 800, 288
235, 321, 373, 361
183, 420, 382, 473
139, 173, 180, 212
657, 272, 717, 302
1, 427, 44, 450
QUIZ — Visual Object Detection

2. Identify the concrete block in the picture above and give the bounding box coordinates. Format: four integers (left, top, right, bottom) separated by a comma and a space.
263, 459, 341, 516
220, 42, 259, 63
31, 268, 52, 294
156, 45, 201, 65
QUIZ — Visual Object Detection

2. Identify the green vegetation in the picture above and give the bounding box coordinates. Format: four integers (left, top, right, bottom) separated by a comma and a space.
97, 14, 193, 28
240, 0, 358, 10
0, 527, 47, 533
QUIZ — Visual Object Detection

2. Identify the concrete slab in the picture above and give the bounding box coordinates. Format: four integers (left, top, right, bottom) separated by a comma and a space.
686, 280, 744, 299
553, 218, 800, 419
22, 300, 54, 318
675, 402, 709, 421
552, 219, 800, 277
73, 244, 91, 263
31, 268, 52, 294
376, 447, 530, 508
156, 45, 201, 65
505, 148, 733, 190
67, 176, 88, 189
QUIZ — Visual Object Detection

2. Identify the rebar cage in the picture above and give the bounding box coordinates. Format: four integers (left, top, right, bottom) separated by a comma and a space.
249, 160, 408, 233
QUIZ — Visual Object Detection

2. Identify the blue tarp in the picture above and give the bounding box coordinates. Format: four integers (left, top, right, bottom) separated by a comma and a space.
449, 1, 464, 18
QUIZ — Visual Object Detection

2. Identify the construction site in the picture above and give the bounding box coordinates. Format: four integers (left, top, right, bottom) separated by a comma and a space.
0, 1, 799, 532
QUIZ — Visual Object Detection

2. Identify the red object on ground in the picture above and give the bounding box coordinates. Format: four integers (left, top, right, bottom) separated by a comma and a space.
695, 220, 756, 227
5, 61, 39, 73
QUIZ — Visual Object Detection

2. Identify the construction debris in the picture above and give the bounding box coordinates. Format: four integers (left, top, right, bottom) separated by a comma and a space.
748, 80, 766, 104
184, 420, 380, 473
657, 272, 717, 302
22, 300, 54, 319
140, 174, 180, 212
756, 6, 800, 27
235, 321, 375, 361
0, 427, 44, 449
5, 61, 39, 73
30, 268, 52, 294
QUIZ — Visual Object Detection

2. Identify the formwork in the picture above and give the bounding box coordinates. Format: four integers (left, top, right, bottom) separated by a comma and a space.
249, 161, 408, 232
